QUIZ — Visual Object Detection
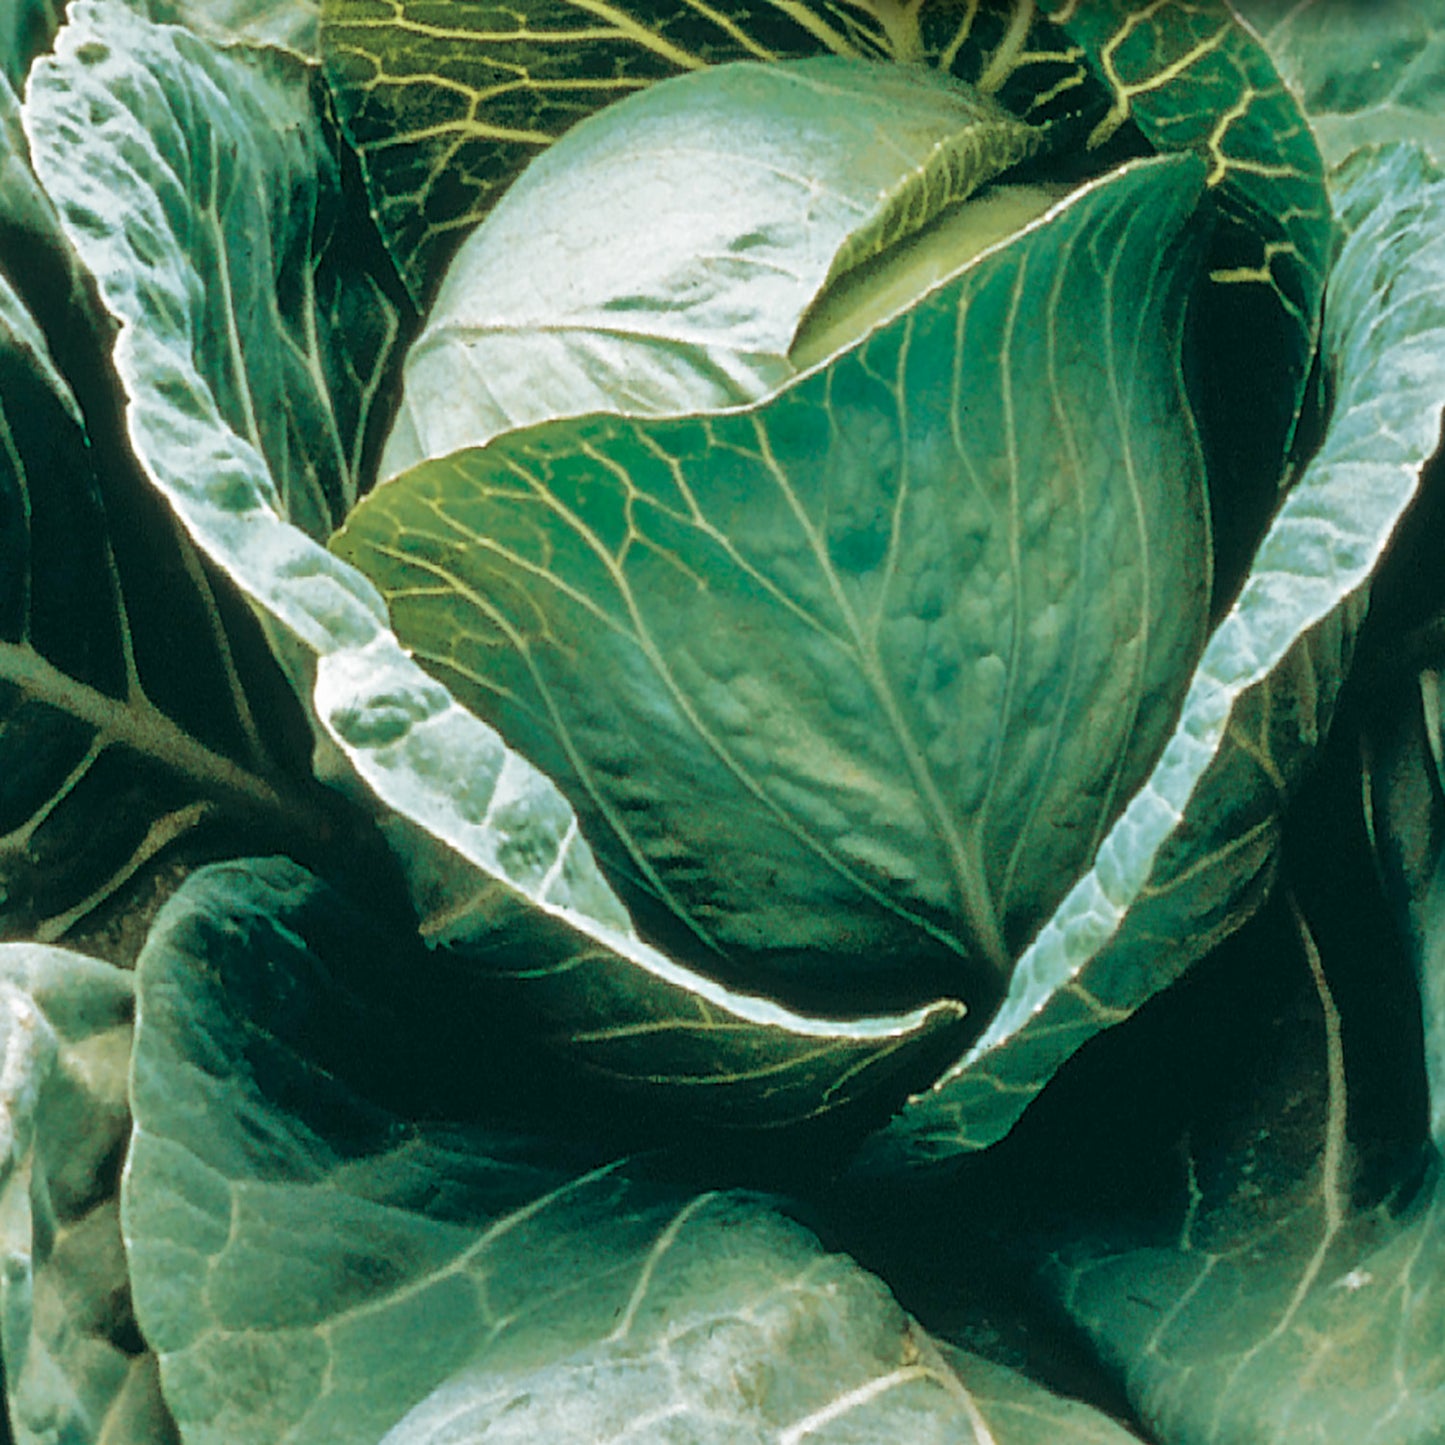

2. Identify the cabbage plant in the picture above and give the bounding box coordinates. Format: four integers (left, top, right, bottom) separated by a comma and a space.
4, 1, 1445, 1441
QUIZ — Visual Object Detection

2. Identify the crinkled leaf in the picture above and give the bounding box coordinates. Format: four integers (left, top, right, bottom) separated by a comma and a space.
378, 54, 1045, 480
28, 0, 964, 1128
123, 855, 1140, 1445
0, 943, 176, 1445
319, 0, 1109, 304
1237, 0, 1445, 171
857, 140, 1445, 1169
337, 150, 1212, 1017
141, 0, 321, 55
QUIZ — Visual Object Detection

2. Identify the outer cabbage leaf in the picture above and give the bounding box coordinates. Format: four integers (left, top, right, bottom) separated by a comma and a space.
337, 151, 1213, 1015
0, 943, 175, 1445
1237, 0, 1445, 171
25, 1, 966, 1128
0, 0, 62, 89
1035, 867, 1445, 1445
122, 854, 1144, 1445
0, 251, 330, 957
854, 139, 1445, 1168
378, 55, 1045, 481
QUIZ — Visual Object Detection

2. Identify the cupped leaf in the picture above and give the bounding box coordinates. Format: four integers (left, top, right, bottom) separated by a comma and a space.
27, 0, 963, 1128
123, 855, 1140, 1445
857, 139, 1445, 1169
378, 54, 1046, 480
1237, 0, 1445, 172
319, 0, 1111, 304
0, 943, 175, 1445
336, 150, 1212, 1016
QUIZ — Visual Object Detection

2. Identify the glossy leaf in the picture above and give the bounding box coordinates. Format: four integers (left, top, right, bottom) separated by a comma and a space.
28, 0, 965, 1128
319, 0, 1108, 303
123, 855, 1142, 1445
857, 139, 1445, 1168
0, 943, 175, 1445
378, 54, 1045, 480
338, 150, 1212, 1015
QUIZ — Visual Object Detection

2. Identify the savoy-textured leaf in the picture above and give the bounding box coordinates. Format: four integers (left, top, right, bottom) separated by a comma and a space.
856, 139, 1445, 1169
378, 54, 1045, 481
28, 0, 964, 1128
337, 150, 1212, 1016
123, 856, 1139, 1445
0, 943, 175, 1445
319, 0, 1107, 304
1237, 0, 1445, 171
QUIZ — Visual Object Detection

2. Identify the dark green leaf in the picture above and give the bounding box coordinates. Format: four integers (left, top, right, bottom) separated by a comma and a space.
0, 943, 177, 1445
1040, 0, 1333, 548
122, 855, 1141, 1444
318, 0, 1107, 304
0, 259, 319, 957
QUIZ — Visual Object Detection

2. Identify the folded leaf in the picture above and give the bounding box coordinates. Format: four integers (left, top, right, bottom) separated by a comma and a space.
337, 149, 1212, 1016
27, 0, 964, 1128
378, 54, 1045, 480
320, 0, 1108, 304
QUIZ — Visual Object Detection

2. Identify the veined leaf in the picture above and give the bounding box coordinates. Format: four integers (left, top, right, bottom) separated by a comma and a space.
378, 54, 1046, 481
1038, 0, 1333, 576
123, 855, 1143, 1445
336, 151, 1213, 1015
857, 140, 1445, 1169
319, 0, 1109, 304
0, 943, 175, 1445
0, 259, 327, 957
29, 0, 965, 1128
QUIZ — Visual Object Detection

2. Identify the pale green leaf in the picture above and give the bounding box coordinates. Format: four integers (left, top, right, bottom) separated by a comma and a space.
0, 943, 176, 1445
1237, 0, 1445, 171
379, 54, 1045, 480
